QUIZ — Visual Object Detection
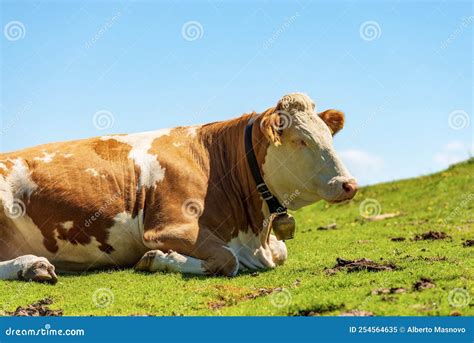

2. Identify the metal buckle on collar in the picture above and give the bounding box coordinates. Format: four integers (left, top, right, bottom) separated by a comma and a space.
256, 183, 273, 201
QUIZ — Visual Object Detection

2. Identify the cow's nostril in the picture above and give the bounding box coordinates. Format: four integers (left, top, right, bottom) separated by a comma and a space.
342, 181, 358, 195
342, 182, 351, 193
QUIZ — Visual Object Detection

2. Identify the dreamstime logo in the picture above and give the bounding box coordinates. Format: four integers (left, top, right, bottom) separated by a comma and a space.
3, 199, 26, 219
359, 21, 381, 42
181, 198, 204, 219
84, 191, 122, 228
84, 11, 122, 50
4, 21, 26, 41
0, 99, 34, 137
263, 12, 300, 49
440, 16, 474, 51
448, 288, 471, 308
262, 189, 300, 229
260, 109, 293, 134
442, 192, 473, 226
359, 198, 381, 219
269, 288, 292, 308
349, 102, 389, 140
93, 110, 115, 130
181, 21, 204, 41
92, 288, 115, 308
274, 110, 293, 130
448, 110, 470, 130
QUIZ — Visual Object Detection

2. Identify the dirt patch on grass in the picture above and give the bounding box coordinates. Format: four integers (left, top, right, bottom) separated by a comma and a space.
365, 212, 401, 222
371, 287, 407, 295
244, 287, 278, 300
208, 279, 303, 310
6, 298, 63, 316
317, 223, 337, 231
357, 240, 372, 244
414, 231, 450, 241
413, 278, 435, 291
325, 258, 397, 275
462, 239, 474, 247
402, 255, 449, 263
339, 310, 374, 316
423, 256, 448, 262
391, 237, 406, 242
208, 285, 284, 310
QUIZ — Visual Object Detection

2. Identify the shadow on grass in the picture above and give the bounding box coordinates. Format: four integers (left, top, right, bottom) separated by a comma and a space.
130, 267, 276, 281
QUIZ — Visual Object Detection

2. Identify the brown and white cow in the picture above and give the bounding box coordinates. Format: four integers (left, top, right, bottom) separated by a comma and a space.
0, 93, 357, 283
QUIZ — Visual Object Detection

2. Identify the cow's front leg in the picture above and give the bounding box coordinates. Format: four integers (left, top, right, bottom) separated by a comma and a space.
135, 250, 206, 275
0, 255, 58, 284
139, 224, 239, 277
268, 234, 288, 266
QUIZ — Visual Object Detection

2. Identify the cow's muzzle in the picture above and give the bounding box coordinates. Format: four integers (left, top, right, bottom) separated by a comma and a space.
327, 178, 358, 203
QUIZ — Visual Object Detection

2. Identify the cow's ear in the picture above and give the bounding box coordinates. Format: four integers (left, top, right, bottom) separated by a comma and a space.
318, 109, 345, 135
260, 108, 282, 146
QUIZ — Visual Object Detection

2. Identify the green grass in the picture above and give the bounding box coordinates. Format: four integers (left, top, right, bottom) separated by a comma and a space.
1, 160, 473, 316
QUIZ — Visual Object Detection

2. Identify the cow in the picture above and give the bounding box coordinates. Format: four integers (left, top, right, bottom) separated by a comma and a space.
0, 93, 357, 283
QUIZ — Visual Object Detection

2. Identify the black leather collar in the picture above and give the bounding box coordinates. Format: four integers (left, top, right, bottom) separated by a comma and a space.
244, 118, 287, 215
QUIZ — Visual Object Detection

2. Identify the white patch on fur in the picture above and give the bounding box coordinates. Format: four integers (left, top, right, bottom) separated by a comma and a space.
105, 211, 148, 265
52, 235, 105, 269
3, 214, 57, 258
113, 211, 130, 224
227, 230, 277, 270
101, 129, 171, 189
62, 153, 74, 158
60, 221, 74, 230
85, 168, 99, 177
5, 212, 106, 268
51, 211, 147, 269
173, 142, 184, 147
0, 163, 7, 171
5, 209, 147, 271
33, 151, 56, 163
0, 158, 38, 209
186, 126, 200, 138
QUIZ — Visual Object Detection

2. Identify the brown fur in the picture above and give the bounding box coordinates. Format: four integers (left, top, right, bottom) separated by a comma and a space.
141, 115, 271, 275
318, 109, 345, 135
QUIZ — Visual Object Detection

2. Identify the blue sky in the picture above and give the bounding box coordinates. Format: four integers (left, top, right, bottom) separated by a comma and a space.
1, 0, 472, 185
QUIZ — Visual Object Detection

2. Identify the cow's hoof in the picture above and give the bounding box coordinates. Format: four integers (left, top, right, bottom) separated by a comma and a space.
18, 259, 58, 284
135, 250, 166, 272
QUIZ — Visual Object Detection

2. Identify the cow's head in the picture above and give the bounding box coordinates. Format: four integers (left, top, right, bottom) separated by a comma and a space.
260, 93, 357, 210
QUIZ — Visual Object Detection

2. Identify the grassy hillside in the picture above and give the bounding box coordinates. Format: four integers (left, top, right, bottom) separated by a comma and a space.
1, 159, 473, 316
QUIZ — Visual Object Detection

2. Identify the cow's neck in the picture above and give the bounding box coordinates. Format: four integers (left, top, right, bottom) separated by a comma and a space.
199, 112, 272, 240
